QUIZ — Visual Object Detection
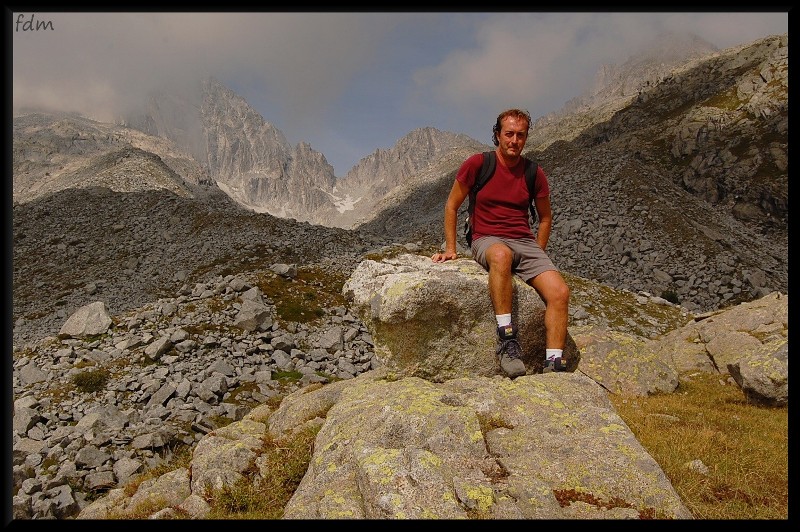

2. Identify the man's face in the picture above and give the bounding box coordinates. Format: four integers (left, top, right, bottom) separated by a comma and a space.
499, 116, 528, 157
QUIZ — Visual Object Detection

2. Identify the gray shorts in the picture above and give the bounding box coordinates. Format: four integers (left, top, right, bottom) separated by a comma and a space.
471, 236, 557, 284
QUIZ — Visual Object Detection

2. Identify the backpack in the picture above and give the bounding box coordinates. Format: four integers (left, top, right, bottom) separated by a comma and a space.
463, 150, 539, 246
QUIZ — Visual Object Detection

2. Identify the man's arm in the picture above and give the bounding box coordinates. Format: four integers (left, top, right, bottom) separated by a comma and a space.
533, 195, 553, 251
432, 179, 470, 262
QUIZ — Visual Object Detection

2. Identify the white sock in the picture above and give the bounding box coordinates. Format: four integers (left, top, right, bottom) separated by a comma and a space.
546, 349, 563, 361
496, 314, 512, 327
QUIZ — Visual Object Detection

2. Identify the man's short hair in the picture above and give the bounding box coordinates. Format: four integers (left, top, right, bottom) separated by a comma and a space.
492, 108, 532, 146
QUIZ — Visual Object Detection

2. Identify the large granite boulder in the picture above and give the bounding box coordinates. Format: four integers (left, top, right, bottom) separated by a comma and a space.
342, 254, 580, 381
727, 337, 788, 407
569, 326, 680, 396
650, 291, 788, 376
275, 368, 693, 519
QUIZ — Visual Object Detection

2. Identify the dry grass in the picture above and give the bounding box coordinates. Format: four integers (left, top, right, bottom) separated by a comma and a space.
609, 372, 788, 519
205, 426, 318, 519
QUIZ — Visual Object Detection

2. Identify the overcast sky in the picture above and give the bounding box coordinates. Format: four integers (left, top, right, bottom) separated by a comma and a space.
12, 11, 788, 177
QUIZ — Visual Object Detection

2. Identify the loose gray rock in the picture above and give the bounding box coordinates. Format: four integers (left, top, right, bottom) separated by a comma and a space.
58, 301, 113, 338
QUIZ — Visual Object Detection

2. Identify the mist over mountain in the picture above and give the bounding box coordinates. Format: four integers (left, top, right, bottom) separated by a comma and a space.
12, 32, 787, 317
106, 77, 486, 228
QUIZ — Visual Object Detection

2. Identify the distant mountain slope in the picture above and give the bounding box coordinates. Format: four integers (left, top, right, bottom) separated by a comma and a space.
117, 78, 487, 227
12, 112, 213, 203
330, 128, 488, 228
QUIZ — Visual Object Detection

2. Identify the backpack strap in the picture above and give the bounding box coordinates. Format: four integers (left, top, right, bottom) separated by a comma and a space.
468, 152, 495, 208
523, 158, 539, 223
473, 151, 496, 196
465, 151, 496, 243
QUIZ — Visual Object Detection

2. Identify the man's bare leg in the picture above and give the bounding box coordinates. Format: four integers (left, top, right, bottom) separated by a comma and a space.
528, 270, 570, 349
484, 242, 515, 315
484, 242, 527, 377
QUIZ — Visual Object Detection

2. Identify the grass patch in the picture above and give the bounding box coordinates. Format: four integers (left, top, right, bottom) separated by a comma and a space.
206, 297, 228, 314
206, 425, 318, 519
701, 87, 743, 112
224, 382, 261, 404
609, 372, 788, 519
71, 368, 110, 393
255, 267, 348, 326
122, 446, 194, 500
272, 370, 304, 384
275, 299, 324, 323
361, 245, 409, 262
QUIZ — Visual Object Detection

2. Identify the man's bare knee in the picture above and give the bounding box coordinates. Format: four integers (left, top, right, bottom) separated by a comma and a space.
553, 280, 570, 306
486, 243, 513, 269
532, 271, 570, 307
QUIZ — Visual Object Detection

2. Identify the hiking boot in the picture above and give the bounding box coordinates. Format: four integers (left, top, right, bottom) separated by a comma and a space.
543, 357, 568, 373
496, 324, 527, 378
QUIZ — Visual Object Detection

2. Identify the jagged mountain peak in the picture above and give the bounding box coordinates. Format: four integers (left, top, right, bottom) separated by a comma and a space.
324, 126, 486, 229
201, 77, 285, 139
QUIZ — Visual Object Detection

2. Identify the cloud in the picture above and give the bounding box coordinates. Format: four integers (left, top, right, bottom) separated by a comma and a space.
414, 11, 787, 117
12, 11, 788, 174
13, 12, 402, 121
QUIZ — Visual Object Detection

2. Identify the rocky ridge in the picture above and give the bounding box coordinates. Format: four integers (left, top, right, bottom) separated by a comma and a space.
331, 128, 487, 228
12, 112, 213, 204
359, 33, 788, 313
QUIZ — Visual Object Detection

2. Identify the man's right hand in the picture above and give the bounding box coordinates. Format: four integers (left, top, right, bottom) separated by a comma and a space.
431, 251, 458, 263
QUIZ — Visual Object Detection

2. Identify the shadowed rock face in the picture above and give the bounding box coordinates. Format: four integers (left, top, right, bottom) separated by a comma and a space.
343, 254, 580, 381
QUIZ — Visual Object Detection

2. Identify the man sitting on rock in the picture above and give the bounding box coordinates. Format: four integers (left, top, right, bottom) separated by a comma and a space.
431, 108, 570, 378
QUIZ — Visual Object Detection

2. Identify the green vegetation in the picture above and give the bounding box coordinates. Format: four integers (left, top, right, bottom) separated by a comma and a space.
361, 244, 411, 262
255, 267, 348, 326
70, 368, 110, 393
702, 88, 743, 111
271, 370, 304, 384
205, 426, 319, 519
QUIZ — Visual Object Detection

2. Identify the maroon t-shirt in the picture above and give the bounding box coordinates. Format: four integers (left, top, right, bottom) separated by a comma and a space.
457, 152, 550, 241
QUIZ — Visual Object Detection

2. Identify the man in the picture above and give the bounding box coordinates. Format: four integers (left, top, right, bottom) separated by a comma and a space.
431, 108, 570, 378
